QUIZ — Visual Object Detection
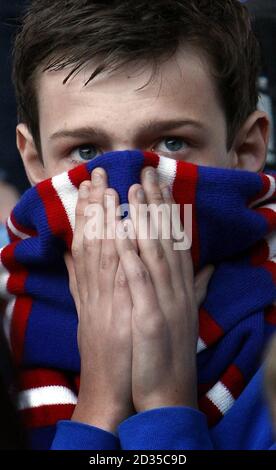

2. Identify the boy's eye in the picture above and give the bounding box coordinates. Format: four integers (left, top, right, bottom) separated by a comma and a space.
71, 145, 100, 161
154, 137, 189, 153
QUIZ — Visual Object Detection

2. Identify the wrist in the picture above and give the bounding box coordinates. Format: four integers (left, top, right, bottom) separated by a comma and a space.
71, 399, 133, 434
135, 391, 198, 413
71, 407, 118, 434
137, 401, 198, 414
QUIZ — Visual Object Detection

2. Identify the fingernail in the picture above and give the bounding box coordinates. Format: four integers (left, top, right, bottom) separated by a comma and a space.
137, 188, 145, 202
104, 193, 114, 208
162, 186, 171, 199
79, 184, 90, 199
145, 168, 157, 182
92, 170, 103, 184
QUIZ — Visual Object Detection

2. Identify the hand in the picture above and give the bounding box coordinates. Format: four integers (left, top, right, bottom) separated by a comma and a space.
116, 167, 213, 413
65, 168, 135, 433
265, 334, 276, 430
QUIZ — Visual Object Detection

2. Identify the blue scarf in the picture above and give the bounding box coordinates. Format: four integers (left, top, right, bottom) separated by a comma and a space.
0, 150, 275, 429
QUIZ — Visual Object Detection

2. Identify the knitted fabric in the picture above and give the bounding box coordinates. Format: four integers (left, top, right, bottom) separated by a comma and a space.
0, 150, 275, 431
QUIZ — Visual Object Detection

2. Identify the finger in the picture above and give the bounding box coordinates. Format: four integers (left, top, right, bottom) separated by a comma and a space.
141, 168, 184, 276
113, 220, 138, 309
71, 181, 91, 305
141, 166, 164, 207
98, 188, 120, 295
140, 167, 169, 244
132, 168, 183, 296
128, 183, 172, 301
194, 265, 215, 307
265, 335, 276, 389
115, 218, 159, 316
84, 168, 107, 292
161, 185, 194, 293
113, 260, 132, 325
265, 335, 276, 426
114, 224, 138, 304
141, 168, 178, 247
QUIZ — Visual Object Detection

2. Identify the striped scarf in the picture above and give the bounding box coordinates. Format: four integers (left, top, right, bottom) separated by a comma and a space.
0, 150, 275, 433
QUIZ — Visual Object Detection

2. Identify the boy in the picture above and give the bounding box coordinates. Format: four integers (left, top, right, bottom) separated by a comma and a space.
2, 0, 275, 449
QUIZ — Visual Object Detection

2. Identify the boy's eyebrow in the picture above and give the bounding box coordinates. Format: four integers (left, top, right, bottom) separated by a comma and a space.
50, 127, 110, 142
49, 119, 206, 141
137, 119, 206, 134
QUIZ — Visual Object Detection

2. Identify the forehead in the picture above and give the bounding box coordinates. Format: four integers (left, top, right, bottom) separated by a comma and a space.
37, 47, 225, 136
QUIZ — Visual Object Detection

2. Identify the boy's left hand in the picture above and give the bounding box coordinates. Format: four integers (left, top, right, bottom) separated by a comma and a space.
116, 166, 214, 413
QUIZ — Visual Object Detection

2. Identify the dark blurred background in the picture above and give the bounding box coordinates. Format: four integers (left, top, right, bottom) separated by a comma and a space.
247, 0, 276, 170
0, 0, 29, 194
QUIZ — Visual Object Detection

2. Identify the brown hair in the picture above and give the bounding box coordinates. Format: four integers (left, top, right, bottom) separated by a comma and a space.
13, 0, 260, 155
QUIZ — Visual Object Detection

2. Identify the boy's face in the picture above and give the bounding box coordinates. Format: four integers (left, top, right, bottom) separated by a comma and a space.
18, 47, 268, 181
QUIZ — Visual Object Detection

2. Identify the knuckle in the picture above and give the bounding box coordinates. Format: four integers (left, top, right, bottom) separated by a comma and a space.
150, 191, 163, 202
141, 245, 169, 275
100, 252, 117, 269
131, 267, 150, 284
110, 314, 130, 340
71, 242, 81, 259
114, 321, 130, 343
89, 198, 102, 205
157, 261, 170, 281
75, 203, 85, 217
151, 243, 165, 261
83, 235, 97, 252
156, 243, 165, 259
115, 272, 128, 288
140, 314, 166, 339
176, 289, 189, 306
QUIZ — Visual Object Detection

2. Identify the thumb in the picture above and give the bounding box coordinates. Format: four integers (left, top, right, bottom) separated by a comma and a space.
264, 335, 276, 428
194, 265, 214, 307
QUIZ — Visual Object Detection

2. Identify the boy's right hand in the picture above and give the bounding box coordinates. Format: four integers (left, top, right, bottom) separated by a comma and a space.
65, 168, 134, 434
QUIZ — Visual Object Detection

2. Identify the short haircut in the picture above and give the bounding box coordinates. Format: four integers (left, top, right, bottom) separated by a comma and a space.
13, 0, 261, 154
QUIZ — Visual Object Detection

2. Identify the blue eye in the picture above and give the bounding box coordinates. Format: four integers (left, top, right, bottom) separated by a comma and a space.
155, 137, 188, 154
71, 145, 100, 161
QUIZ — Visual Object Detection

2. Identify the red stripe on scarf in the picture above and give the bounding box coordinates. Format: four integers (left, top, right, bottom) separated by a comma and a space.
263, 260, 276, 284
173, 161, 200, 269
250, 239, 270, 266
21, 404, 75, 429
221, 364, 245, 399
36, 180, 72, 248
1, 244, 32, 363
1, 242, 23, 272
10, 296, 33, 364
198, 382, 214, 399
7, 271, 28, 296
68, 163, 91, 188
199, 307, 224, 347
73, 375, 80, 393
265, 305, 276, 325
199, 395, 222, 427
6, 227, 18, 242
19, 369, 75, 391
2, 243, 30, 301
248, 174, 273, 207
255, 207, 276, 232
142, 151, 160, 168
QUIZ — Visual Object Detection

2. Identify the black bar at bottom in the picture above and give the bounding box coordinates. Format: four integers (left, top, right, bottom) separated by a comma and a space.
0, 450, 275, 468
